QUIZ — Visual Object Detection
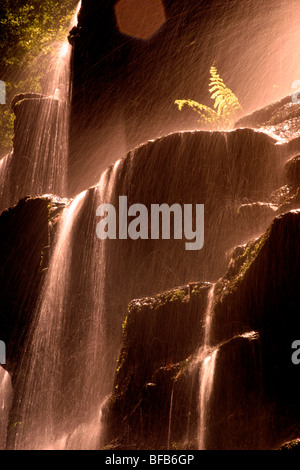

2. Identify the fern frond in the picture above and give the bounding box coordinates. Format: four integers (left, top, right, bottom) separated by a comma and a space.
174, 64, 242, 130
175, 99, 217, 118
209, 64, 242, 120
174, 99, 222, 127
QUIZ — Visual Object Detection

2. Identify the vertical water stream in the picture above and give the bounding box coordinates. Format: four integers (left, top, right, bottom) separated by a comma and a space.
198, 284, 218, 450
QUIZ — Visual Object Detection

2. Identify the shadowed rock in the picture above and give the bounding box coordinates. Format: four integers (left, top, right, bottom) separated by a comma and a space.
0, 196, 68, 377
105, 209, 300, 450
235, 94, 300, 145
285, 155, 300, 189
0, 96, 69, 213
103, 282, 211, 449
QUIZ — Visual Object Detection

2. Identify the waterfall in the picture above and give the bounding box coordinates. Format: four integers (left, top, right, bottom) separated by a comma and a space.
1, 0, 300, 452
198, 351, 218, 450
198, 284, 218, 450
50, 1, 82, 102
11, 159, 120, 450
167, 387, 174, 451
12, 189, 87, 450
0, 153, 12, 212
0, 367, 12, 450
0, 2, 81, 213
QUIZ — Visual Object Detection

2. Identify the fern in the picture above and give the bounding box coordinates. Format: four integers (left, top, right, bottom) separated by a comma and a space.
175, 64, 242, 130
174, 99, 223, 126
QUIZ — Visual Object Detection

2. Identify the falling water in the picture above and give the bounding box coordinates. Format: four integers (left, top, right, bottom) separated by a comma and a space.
50, 1, 82, 101
0, 2, 81, 213
0, 368, 12, 450
198, 284, 218, 450
11, 157, 121, 450
1, 0, 300, 452
198, 351, 218, 450
12, 189, 87, 449
167, 387, 174, 451
0, 153, 12, 211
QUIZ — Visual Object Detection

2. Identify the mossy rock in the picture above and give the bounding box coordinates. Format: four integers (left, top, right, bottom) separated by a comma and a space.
103, 282, 211, 449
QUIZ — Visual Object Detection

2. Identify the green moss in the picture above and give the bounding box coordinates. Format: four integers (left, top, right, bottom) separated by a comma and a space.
121, 316, 128, 334
238, 230, 269, 279
225, 227, 271, 295
162, 289, 187, 303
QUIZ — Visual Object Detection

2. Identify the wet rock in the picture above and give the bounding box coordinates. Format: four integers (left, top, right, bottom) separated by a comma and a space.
212, 210, 300, 340
104, 128, 283, 301
0, 96, 69, 212
205, 333, 266, 450
278, 438, 300, 451
224, 241, 254, 281
11, 93, 46, 111
277, 189, 300, 214
70, 1, 298, 193
106, 209, 300, 449
211, 210, 300, 448
68, 25, 81, 45
235, 94, 300, 144
270, 184, 291, 206
285, 155, 300, 189
103, 282, 211, 449
235, 95, 297, 129
0, 196, 68, 376
0, 367, 12, 450
236, 201, 278, 239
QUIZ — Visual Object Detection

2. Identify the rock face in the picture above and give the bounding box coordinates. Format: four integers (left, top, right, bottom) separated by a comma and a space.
235, 95, 298, 130
279, 439, 300, 451
235, 94, 300, 147
103, 282, 211, 450
0, 196, 68, 377
205, 333, 264, 450
69, 0, 293, 195
0, 96, 68, 213
1, 110, 299, 450
104, 209, 300, 450
285, 156, 300, 189
10, 93, 46, 110
210, 210, 300, 449
104, 128, 285, 311
1, 119, 294, 451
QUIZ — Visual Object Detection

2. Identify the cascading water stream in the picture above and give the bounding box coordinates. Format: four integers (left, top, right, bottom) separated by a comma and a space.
198, 283, 218, 450
0, 2, 81, 213
12, 189, 87, 450
167, 387, 174, 451
198, 351, 218, 450
0, 367, 12, 450
0, 153, 12, 211
11, 158, 121, 450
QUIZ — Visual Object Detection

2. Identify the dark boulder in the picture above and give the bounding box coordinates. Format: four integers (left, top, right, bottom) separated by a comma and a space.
235, 94, 300, 146
285, 155, 300, 189
0, 196, 68, 377
211, 210, 300, 448
11, 93, 46, 111
105, 209, 300, 450
103, 282, 211, 449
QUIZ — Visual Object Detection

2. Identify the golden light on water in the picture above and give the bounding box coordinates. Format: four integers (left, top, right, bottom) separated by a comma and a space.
59, 41, 70, 58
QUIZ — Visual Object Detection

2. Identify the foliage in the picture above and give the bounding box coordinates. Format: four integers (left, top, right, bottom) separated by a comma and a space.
0, 0, 78, 156
175, 64, 242, 130
0, 1, 78, 69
